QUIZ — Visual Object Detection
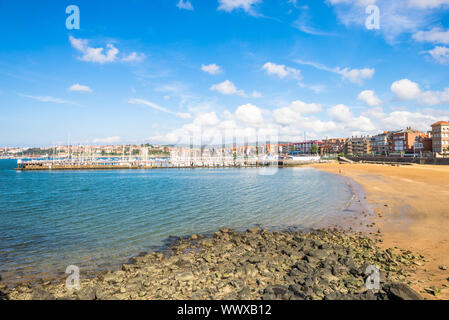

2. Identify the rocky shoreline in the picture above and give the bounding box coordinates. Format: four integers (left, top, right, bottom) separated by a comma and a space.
2, 227, 426, 300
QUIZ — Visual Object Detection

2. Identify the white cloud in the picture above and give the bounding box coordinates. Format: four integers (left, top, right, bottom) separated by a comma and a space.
272, 107, 300, 125
336, 67, 375, 84
235, 103, 264, 125
413, 27, 449, 44
425, 46, 449, 64
363, 106, 386, 119
176, 112, 193, 119
418, 88, 449, 105
19, 93, 78, 105
193, 112, 220, 127
408, 0, 449, 9
69, 36, 144, 64
288, 100, 322, 114
328, 104, 354, 122
294, 59, 374, 84
128, 98, 192, 119
68, 84, 92, 93
294, 22, 339, 37
272, 100, 322, 125
262, 62, 302, 80
69, 36, 118, 64
380, 110, 440, 131
93, 136, 120, 144
217, 0, 261, 14
391, 79, 422, 100
122, 52, 146, 63
177, 0, 194, 10
358, 106, 449, 134
251, 90, 263, 98
210, 80, 245, 96
327, 0, 378, 5
328, 104, 376, 133
146, 99, 449, 145
298, 83, 326, 93
390, 79, 449, 105
201, 64, 222, 75
328, 0, 446, 43
358, 90, 382, 106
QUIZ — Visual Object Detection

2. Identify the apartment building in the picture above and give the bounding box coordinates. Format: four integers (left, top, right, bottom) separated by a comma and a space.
278, 143, 295, 155
431, 121, 449, 155
321, 138, 347, 155
414, 135, 433, 154
370, 132, 395, 155
345, 136, 371, 156
292, 140, 322, 155
391, 127, 428, 154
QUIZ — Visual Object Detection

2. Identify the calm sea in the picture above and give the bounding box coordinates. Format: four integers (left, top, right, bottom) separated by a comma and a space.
0, 159, 354, 283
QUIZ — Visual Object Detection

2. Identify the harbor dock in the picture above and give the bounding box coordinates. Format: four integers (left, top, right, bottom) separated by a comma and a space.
14, 156, 322, 171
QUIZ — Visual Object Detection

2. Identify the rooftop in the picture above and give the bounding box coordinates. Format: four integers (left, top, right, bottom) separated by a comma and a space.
431, 121, 449, 127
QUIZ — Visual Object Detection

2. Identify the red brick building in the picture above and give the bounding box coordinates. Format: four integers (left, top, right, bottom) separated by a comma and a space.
321, 138, 347, 155
414, 135, 432, 154
391, 127, 428, 154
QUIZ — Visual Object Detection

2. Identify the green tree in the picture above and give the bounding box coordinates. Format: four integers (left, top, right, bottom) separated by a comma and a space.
311, 144, 318, 154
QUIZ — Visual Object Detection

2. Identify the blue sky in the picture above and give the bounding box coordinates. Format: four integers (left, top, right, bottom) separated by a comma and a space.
1, 0, 449, 147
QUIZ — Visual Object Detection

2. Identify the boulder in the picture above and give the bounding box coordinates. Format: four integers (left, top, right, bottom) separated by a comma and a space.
76, 287, 97, 300
384, 283, 423, 300
31, 288, 55, 300
264, 285, 288, 297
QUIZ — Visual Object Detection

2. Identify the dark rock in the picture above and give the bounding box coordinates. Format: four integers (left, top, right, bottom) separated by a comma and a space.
247, 227, 260, 234
293, 261, 311, 273
323, 292, 340, 300
289, 268, 304, 277
288, 284, 305, 298
0, 289, 7, 301
349, 266, 362, 277
302, 255, 318, 264
122, 264, 134, 271
76, 287, 97, 300
264, 285, 288, 297
384, 283, 423, 300
32, 288, 55, 300
238, 286, 252, 300
247, 256, 264, 264
261, 293, 277, 300
325, 290, 380, 300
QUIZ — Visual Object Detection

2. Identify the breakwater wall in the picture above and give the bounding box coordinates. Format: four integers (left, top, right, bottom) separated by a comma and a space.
15, 159, 323, 171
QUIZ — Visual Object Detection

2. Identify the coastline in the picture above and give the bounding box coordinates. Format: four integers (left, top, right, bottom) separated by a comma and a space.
0, 165, 436, 300
310, 162, 449, 299
3, 227, 425, 300
0, 166, 369, 288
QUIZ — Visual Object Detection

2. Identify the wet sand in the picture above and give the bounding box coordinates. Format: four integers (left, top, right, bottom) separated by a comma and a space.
311, 162, 449, 299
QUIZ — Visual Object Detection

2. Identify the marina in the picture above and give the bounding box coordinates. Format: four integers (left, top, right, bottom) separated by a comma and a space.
14, 156, 322, 171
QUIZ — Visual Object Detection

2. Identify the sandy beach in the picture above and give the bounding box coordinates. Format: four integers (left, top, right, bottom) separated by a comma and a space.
311, 162, 449, 299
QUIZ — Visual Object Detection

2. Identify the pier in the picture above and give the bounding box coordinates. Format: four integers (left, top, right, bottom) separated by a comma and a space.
14, 157, 321, 171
